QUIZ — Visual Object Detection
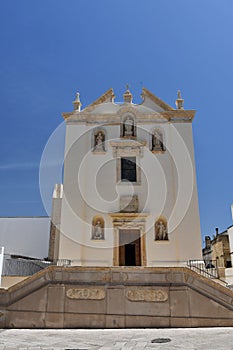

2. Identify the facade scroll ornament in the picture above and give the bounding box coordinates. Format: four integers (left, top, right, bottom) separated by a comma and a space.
126, 289, 168, 302
66, 288, 105, 300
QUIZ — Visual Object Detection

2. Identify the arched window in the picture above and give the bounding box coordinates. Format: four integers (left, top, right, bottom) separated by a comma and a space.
91, 216, 105, 240
151, 127, 165, 152
154, 217, 168, 241
92, 129, 106, 153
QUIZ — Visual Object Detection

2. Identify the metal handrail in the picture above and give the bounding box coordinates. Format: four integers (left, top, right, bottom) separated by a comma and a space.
187, 259, 219, 279
187, 259, 229, 288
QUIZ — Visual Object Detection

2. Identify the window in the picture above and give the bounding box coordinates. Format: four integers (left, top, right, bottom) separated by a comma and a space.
121, 157, 137, 182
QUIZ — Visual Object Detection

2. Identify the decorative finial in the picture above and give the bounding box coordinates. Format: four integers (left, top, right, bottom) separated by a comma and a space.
123, 84, 133, 103
175, 90, 184, 110
73, 92, 82, 112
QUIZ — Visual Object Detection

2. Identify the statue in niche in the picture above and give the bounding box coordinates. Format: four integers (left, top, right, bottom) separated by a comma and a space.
94, 131, 105, 151
155, 220, 168, 241
123, 116, 134, 137
152, 129, 164, 151
92, 220, 104, 240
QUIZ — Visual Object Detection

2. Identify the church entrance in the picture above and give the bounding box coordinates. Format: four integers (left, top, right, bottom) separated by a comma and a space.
119, 229, 141, 266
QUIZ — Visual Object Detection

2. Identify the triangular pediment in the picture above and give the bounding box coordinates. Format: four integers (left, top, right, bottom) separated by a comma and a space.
62, 87, 195, 122
83, 88, 115, 112
82, 87, 174, 113
141, 87, 174, 112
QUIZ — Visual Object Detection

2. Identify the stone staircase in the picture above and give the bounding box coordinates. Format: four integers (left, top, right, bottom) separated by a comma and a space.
1, 266, 233, 328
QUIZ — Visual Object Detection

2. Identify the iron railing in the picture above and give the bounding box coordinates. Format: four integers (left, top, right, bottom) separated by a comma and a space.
187, 259, 219, 279
2, 258, 53, 276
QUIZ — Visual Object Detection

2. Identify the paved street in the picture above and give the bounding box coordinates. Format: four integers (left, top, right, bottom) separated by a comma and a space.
0, 328, 233, 350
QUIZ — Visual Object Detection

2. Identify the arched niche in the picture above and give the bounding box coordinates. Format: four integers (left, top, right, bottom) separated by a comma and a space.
120, 114, 136, 138
150, 127, 165, 152
154, 216, 168, 241
92, 128, 107, 153
91, 216, 105, 240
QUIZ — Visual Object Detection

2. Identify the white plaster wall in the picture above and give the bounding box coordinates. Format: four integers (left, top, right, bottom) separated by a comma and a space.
228, 226, 233, 266
0, 217, 50, 259
0, 247, 4, 287
223, 225, 233, 286
59, 118, 202, 266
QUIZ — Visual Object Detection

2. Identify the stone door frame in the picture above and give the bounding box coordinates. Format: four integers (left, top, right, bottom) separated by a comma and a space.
109, 213, 149, 266
119, 229, 141, 266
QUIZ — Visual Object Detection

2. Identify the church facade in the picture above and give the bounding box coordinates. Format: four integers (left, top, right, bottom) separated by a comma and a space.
50, 87, 202, 267
3, 88, 233, 330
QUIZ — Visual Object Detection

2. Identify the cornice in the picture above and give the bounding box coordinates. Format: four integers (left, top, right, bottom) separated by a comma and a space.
64, 111, 196, 125
109, 140, 147, 147
109, 212, 150, 218
161, 110, 196, 121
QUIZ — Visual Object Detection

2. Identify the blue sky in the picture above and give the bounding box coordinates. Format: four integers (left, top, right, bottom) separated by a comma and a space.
0, 0, 233, 243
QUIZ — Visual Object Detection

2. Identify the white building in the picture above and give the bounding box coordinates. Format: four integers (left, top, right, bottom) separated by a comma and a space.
0, 217, 50, 259
225, 206, 233, 285
0, 217, 50, 288
228, 205, 233, 264
50, 87, 202, 267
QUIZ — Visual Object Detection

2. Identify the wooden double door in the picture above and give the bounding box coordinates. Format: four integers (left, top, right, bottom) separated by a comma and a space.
119, 229, 141, 266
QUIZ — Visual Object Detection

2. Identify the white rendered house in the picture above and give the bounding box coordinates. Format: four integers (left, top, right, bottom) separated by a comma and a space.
51, 87, 202, 267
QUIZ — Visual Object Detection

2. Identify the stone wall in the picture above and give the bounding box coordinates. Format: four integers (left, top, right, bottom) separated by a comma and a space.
1, 266, 233, 328
212, 235, 231, 268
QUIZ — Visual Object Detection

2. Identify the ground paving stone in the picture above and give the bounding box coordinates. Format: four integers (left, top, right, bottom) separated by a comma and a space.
0, 328, 233, 349
113, 342, 127, 349
134, 340, 148, 348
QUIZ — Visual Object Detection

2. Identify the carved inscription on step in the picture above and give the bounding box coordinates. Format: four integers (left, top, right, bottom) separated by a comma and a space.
66, 288, 105, 300
126, 289, 168, 302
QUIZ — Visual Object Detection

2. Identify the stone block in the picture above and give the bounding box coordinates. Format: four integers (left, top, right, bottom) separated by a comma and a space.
0, 310, 6, 328
170, 287, 190, 317
170, 317, 192, 328
126, 271, 167, 284
64, 313, 106, 328
190, 317, 233, 327
47, 285, 65, 313
189, 288, 233, 318
107, 288, 125, 314
7, 311, 45, 328
120, 195, 138, 212
65, 298, 106, 314
65, 285, 106, 314
45, 312, 64, 328
8, 286, 47, 312
125, 315, 169, 328
106, 315, 125, 328
125, 287, 170, 316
